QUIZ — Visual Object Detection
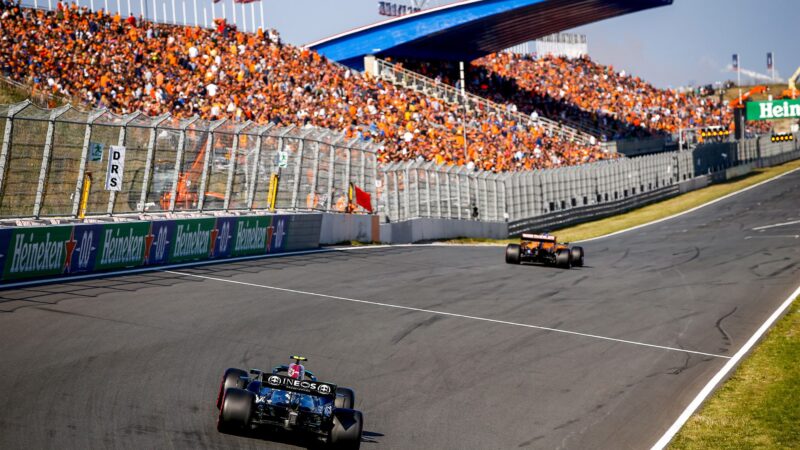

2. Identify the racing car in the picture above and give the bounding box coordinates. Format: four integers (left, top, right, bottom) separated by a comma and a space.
216, 356, 363, 449
505, 233, 584, 269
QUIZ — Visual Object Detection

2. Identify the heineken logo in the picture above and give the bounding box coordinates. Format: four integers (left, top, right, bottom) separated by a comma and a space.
9, 232, 66, 274
173, 223, 211, 258
747, 99, 800, 121
100, 228, 145, 266
235, 221, 267, 252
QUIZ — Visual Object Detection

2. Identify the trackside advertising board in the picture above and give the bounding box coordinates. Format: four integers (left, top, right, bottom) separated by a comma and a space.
0, 214, 317, 283
746, 99, 800, 121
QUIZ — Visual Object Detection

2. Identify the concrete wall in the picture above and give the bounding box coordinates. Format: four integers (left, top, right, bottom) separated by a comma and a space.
380, 218, 508, 244
677, 175, 710, 194
320, 214, 379, 244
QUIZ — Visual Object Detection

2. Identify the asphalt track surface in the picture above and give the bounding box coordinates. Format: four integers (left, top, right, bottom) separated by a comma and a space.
2, 171, 800, 450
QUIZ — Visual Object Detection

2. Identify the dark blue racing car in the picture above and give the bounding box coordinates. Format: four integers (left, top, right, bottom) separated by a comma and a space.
216, 356, 363, 449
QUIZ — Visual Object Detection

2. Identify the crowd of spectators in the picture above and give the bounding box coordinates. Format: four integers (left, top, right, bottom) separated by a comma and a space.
0, 1, 613, 172
406, 53, 767, 141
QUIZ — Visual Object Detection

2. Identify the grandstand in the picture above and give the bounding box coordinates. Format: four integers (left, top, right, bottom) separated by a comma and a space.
0, 2, 612, 172
3, 0, 761, 168
395, 53, 739, 141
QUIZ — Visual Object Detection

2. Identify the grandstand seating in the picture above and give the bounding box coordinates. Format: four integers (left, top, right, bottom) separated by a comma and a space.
402, 53, 773, 140
0, 2, 614, 172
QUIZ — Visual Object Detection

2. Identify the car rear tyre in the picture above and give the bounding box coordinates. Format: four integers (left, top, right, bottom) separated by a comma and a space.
505, 244, 521, 265
217, 368, 248, 410
217, 388, 255, 434
570, 246, 584, 267
335, 387, 355, 410
329, 408, 363, 450
555, 249, 572, 269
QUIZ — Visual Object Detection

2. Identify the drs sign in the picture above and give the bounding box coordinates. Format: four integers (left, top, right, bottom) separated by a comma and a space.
105, 145, 126, 191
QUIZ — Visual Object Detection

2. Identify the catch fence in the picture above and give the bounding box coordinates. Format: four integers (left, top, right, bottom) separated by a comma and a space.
0, 101, 378, 219
1, 101, 798, 235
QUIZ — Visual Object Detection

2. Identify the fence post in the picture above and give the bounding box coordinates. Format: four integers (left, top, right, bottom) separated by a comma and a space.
345, 138, 359, 199
392, 170, 400, 221
444, 166, 453, 219
455, 168, 463, 220
223, 121, 251, 211
493, 175, 500, 221
108, 112, 141, 215
197, 119, 225, 211
434, 168, 442, 218
244, 127, 263, 210
166, 115, 199, 212
33, 105, 72, 218
0, 101, 30, 203
359, 147, 367, 188
71, 108, 107, 217
404, 164, 412, 219
308, 137, 323, 209
327, 136, 344, 211
290, 129, 313, 210
138, 114, 170, 213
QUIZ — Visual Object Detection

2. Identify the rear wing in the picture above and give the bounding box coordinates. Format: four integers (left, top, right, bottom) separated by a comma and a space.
521, 233, 556, 242
263, 373, 336, 399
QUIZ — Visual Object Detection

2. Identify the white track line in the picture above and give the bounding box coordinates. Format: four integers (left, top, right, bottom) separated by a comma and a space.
577, 166, 800, 243
752, 219, 800, 231
164, 270, 730, 360
651, 282, 800, 449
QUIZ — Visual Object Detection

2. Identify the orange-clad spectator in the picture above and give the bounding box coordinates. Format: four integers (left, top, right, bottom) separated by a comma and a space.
0, 2, 614, 172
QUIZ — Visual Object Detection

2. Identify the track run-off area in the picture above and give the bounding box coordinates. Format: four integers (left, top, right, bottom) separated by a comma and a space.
1, 170, 799, 449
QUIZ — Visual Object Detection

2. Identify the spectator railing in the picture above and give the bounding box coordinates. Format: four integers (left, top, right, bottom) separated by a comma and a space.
0, 101, 378, 219
372, 59, 599, 146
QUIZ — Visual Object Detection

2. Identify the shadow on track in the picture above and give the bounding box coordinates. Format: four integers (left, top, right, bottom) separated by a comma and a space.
220, 427, 384, 448
0, 247, 420, 313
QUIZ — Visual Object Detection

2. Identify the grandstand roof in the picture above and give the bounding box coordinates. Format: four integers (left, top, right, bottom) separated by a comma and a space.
307, 0, 672, 70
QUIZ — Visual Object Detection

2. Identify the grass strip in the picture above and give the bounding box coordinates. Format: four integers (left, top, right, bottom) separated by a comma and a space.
669, 299, 800, 449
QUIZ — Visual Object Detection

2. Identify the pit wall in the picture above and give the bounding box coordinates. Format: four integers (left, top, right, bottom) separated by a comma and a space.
0, 213, 321, 283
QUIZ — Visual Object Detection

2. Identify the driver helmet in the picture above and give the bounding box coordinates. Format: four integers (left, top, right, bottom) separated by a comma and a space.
288, 361, 305, 380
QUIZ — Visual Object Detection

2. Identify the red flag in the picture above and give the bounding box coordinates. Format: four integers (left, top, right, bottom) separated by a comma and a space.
349, 183, 373, 213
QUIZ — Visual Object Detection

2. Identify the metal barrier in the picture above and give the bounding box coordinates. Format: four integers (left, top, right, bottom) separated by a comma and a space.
378, 133, 800, 226
508, 184, 680, 235
0, 101, 378, 219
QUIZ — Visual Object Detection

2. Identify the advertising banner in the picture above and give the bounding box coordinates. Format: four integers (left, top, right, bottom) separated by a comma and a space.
269, 215, 289, 254
746, 99, 800, 121
0, 213, 320, 284
146, 220, 177, 266
232, 215, 273, 257
2, 225, 73, 280
0, 228, 14, 278
212, 216, 238, 259
94, 222, 150, 270
169, 218, 217, 263
65, 224, 104, 275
